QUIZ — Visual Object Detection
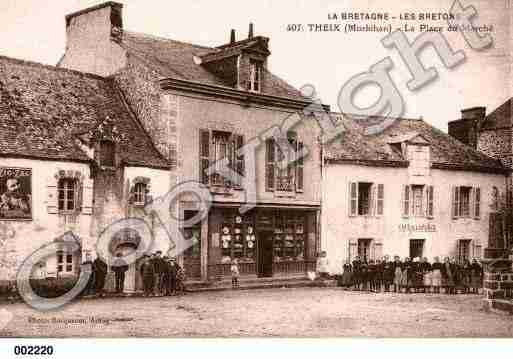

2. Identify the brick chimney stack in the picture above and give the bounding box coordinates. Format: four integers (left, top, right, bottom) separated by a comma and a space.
59, 2, 125, 76
448, 106, 486, 149
248, 23, 254, 39
230, 29, 236, 44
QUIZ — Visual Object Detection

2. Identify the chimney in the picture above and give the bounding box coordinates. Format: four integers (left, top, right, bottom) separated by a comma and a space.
60, 2, 124, 76
248, 23, 254, 39
448, 106, 486, 149
230, 29, 236, 44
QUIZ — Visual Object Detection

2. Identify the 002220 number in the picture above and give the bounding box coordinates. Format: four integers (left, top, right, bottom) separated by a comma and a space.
13, 345, 54, 356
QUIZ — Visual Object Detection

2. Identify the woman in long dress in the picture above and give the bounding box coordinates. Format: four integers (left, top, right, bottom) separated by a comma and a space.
431, 256, 443, 294
339, 260, 353, 288
393, 256, 403, 293
470, 258, 483, 294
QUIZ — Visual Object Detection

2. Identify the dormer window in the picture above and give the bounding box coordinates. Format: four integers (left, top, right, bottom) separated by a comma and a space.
99, 139, 115, 167
248, 59, 262, 92
133, 182, 147, 206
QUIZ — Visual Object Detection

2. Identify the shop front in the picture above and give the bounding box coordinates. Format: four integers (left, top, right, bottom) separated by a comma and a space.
205, 206, 319, 280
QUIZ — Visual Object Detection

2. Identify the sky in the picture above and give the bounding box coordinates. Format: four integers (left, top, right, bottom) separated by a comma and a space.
0, 0, 510, 131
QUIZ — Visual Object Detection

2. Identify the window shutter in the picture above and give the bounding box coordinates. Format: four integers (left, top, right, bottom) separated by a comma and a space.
235, 134, 244, 187
348, 238, 358, 262
46, 176, 58, 214
199, 129, 210, 185
349, 182, 358, 216
427, 185, 434, 218
82, 178, 94, 215
369, 184, 376, 216
295, 141, 304, 192
402, 185, 410, 217
474, 186, 481, 219
377, 184, 384, 216
266, 138, 275, 191
452, 186, 460, 218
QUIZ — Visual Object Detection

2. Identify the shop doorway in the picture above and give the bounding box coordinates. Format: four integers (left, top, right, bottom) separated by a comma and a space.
358, 238, 372, 262
258, 230, 274, 277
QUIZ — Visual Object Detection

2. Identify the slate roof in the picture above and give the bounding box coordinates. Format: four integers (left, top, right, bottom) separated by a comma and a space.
481, 98, 512, 130
119, 31, 306, 101
0, 55, 169, 169
325, 114, 507, 173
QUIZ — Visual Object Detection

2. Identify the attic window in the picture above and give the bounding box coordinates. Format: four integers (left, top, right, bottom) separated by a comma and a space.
248, 59, 262, 92
99, 140, 115, 167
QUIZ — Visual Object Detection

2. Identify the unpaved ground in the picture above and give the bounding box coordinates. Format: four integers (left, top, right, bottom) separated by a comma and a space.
1, 287, 512, 337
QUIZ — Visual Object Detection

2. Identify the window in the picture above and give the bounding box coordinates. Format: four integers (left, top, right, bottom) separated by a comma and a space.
409, 239, 424, 259
272, 214, 305, 261
58, 178, 78, 212
133, 182, 147, 206
57, 250, 74, 275
458, 239, 471, 262
408, 145, 430, 176
349, 182, 384, 217
265, 134, 304, 193
358, 183, 372, 215
248, 59, 262, 92
198, 130, 244, 187
412, 185, 424, 217
99, 140, 115, 167
452, 186, 480, 219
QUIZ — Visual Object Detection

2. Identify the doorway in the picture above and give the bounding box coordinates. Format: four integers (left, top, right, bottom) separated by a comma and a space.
358, 238, 372, 262
258, 230, 274, 277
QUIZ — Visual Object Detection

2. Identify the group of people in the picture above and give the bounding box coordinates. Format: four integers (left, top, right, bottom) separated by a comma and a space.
336, 255, 484, 294
139, 251, 185, 296
81, 250, 185, 297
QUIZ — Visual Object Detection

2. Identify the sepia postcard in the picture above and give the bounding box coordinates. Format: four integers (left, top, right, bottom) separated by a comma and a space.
0, 0, 512, 349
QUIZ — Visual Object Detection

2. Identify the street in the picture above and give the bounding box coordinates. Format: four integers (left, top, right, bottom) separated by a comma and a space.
1, 287, 513, 337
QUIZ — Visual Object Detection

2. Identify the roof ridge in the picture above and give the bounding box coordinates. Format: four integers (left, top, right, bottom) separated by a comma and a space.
123, 30, 214, 51
0, 54, 107, 81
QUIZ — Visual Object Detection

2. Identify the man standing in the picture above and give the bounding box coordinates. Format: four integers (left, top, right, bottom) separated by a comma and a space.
111, 253, 129, 294
93, 255, 108, 297
80, 253, 95, 297
152, 251, 165, 296
139, 254, 155, 296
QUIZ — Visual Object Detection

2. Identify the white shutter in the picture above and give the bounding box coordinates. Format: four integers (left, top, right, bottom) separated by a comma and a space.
402, 185, 410, 217
82, 178, 94, 215
46, 176, 58, 214
377, 184, 384, 216
452, 186, 460, 218
474, 186, 481, 219
348, 238, 358, 262
349, 182, 358, 217
373, 241, 383, 261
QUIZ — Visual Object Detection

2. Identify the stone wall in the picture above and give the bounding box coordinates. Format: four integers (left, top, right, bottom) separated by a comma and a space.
482, 259, 513, 314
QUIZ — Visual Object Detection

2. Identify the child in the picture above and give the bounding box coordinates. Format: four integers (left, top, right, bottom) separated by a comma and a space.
231, 259, 240, 288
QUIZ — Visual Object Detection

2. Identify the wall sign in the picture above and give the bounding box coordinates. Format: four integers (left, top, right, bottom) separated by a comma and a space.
398, 223, 436, 233
0, 167, 32, 220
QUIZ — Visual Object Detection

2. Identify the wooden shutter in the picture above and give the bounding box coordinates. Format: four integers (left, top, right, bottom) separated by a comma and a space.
266, 138, 275, 191
295, 141, 304, 192
369, 184, 375, 216
82, 178, 94, 215
426, 185, 434, 218
234, 134, 244, 188
452, 186, 460, 218
474, 186, 481, 219
46, 176, 58, 214
348, 238, 358, 262
349, 182, 358, 216
402, 185, 410, 217
376, 184, 384, 216
199, 129, 210, 185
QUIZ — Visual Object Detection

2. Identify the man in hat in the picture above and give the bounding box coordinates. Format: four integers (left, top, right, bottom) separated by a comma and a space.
168, 257, 179, 295
139, 254, 155, 296
111, 253, 129, 294
93, 255, 108, 297
151, 251, 165, 296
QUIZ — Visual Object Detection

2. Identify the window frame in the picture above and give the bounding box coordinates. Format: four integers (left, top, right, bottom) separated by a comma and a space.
57, 178, 79, 213
56, 250, 75, 275
248, 59, 263, 93
133, 182, 147, 207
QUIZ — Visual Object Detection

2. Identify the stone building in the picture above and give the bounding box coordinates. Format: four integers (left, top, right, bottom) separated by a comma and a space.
0, 1, 325, 288
0, 55, 170, 292
322, 114, 508, 274
449, 99, 513, 254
